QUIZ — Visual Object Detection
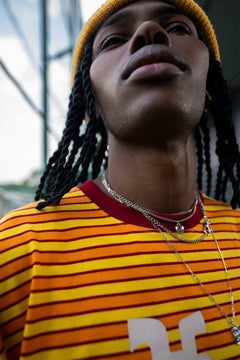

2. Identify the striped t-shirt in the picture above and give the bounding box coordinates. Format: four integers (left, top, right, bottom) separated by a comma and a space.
1, 180, 240, 360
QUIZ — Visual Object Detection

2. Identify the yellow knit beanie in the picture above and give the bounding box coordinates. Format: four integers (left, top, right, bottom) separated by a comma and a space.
72, 0, 220, 84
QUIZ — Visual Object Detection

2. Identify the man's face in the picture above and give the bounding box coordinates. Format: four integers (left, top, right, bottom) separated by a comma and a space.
90, 0, 209, 145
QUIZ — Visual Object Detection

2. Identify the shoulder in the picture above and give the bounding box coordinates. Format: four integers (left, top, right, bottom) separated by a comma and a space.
201, 192, 240, 224
202, 193, 240, 212
0, 186, 95, 233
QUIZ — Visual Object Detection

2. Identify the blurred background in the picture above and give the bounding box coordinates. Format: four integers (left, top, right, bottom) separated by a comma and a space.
0, 0, 239, 216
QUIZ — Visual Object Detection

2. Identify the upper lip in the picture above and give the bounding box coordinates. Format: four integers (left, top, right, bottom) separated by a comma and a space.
122, 45, 188, 80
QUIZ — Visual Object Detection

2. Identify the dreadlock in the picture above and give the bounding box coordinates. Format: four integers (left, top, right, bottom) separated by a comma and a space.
35, 36, 107, 210
36, 28, 240, 210
193, 25, 240, 209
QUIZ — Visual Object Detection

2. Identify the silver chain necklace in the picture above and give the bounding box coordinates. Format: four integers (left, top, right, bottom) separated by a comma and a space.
141, 193, 199, 235
102, 173, 212, 243
101, 173, 240, 344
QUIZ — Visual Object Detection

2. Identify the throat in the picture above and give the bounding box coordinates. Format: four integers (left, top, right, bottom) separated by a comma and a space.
102, 132, 197, 213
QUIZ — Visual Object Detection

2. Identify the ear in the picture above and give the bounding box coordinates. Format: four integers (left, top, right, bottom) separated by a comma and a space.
91, 85, 103, 122
204, 90, 212, 112
85, 101, 102, 123
94, 102, 102, 122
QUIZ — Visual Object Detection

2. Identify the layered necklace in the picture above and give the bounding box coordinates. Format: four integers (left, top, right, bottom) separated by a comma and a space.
101, 173, 240, 344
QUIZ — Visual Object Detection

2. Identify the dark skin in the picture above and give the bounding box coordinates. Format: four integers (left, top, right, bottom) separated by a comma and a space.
90, 0, 209, 214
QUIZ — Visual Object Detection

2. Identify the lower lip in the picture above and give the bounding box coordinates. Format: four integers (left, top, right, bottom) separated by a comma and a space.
128, 62, 182, 81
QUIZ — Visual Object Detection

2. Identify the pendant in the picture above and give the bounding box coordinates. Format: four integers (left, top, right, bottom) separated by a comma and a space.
203, 216, 212, 235
175, 222, 184, 234
231, 325, 240, 344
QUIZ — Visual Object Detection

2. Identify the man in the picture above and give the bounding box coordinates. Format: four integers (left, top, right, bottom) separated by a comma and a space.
1, 1, 240, 359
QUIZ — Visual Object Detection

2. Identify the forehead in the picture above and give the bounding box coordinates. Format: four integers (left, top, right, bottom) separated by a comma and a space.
97, 0, 193, 31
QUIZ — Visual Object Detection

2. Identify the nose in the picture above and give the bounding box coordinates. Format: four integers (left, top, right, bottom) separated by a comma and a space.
129, 21, 172, 54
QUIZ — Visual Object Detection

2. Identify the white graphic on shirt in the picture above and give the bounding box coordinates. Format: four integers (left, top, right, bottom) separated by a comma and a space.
128, 311, 212, 359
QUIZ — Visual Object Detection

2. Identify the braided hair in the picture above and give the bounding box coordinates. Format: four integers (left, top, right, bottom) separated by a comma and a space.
195, 28, 240, 209
35, 29, 240, 210
35, 37, 108, 210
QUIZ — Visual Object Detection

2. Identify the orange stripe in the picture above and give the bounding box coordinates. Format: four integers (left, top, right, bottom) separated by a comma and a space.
2, 239, 240, 280
29, 261, 238, 291
211, 223, 240, 231
1, 224, 146, 252
1, 255, 33, 281
7, 343, 22, 360
195, 328, 233, 353
1, 313, 26, 338
22, 323, 128, 354
2, 210, 109, 229
1, 282, 31, 311
24, 278, 240, 323
20, 309, 235, 356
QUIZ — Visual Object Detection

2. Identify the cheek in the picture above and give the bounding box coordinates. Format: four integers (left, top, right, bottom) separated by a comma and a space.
176, 37, 209, 83
191, 53, 209, 118
184, 41, 209, 100
90, 58, 115, 114
191, 41, 209, 87
194, 47, 209, 109
90, 61, 103, 102
90, 50, 123, 93
175, 41, 209, 120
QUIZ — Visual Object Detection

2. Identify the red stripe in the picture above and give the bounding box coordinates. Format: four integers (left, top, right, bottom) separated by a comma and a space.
59, 193, 91, 202
0, 196, 94, 221
2, 313, 26, 336
7, 246, 240, 263
196, 326, 230, 340
2, 207, 102, 223
29, 260, 240, 279
2, 250, 240, 283
1, 228, 151, 254
0, 222, 131, 245
0, 295, 29, 315
1, 213, 111, 234
2, 234, 240, 263
1, 264, 34, 283
6, 341, 21, 358
0, 249, 227, 270
24, 290, 234, 326
2, 322, 25, 341
2, 239, 168, 264
21, 335, 128, 357
170, 335, 235, 354
223, 356, 240, 360
208, 212, 240, 216
0, 279, 31, 299
2, 225, 239, 252
26, 302, 226, 338
210, 228, 240, 234
206, 207, 240, 214
157, 298, 240, 322
197, 339, 235, 353
20, 308, 237, 356
212, 221, 240, 226
23, 320, 126, 340
4, 241, 240, 268
26, 286, 240, 312
18, 302, 239, 352
27, 273, 240, 296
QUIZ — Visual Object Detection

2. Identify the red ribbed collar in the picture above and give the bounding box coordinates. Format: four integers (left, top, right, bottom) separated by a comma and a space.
80, 180, 203, 231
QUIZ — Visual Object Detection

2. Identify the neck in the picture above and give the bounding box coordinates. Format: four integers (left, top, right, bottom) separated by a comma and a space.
95, 133, 197, 214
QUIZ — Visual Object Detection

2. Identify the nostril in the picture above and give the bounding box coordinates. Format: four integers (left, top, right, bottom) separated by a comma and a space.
153, 32, 166, 44
134, 36, 146, 51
